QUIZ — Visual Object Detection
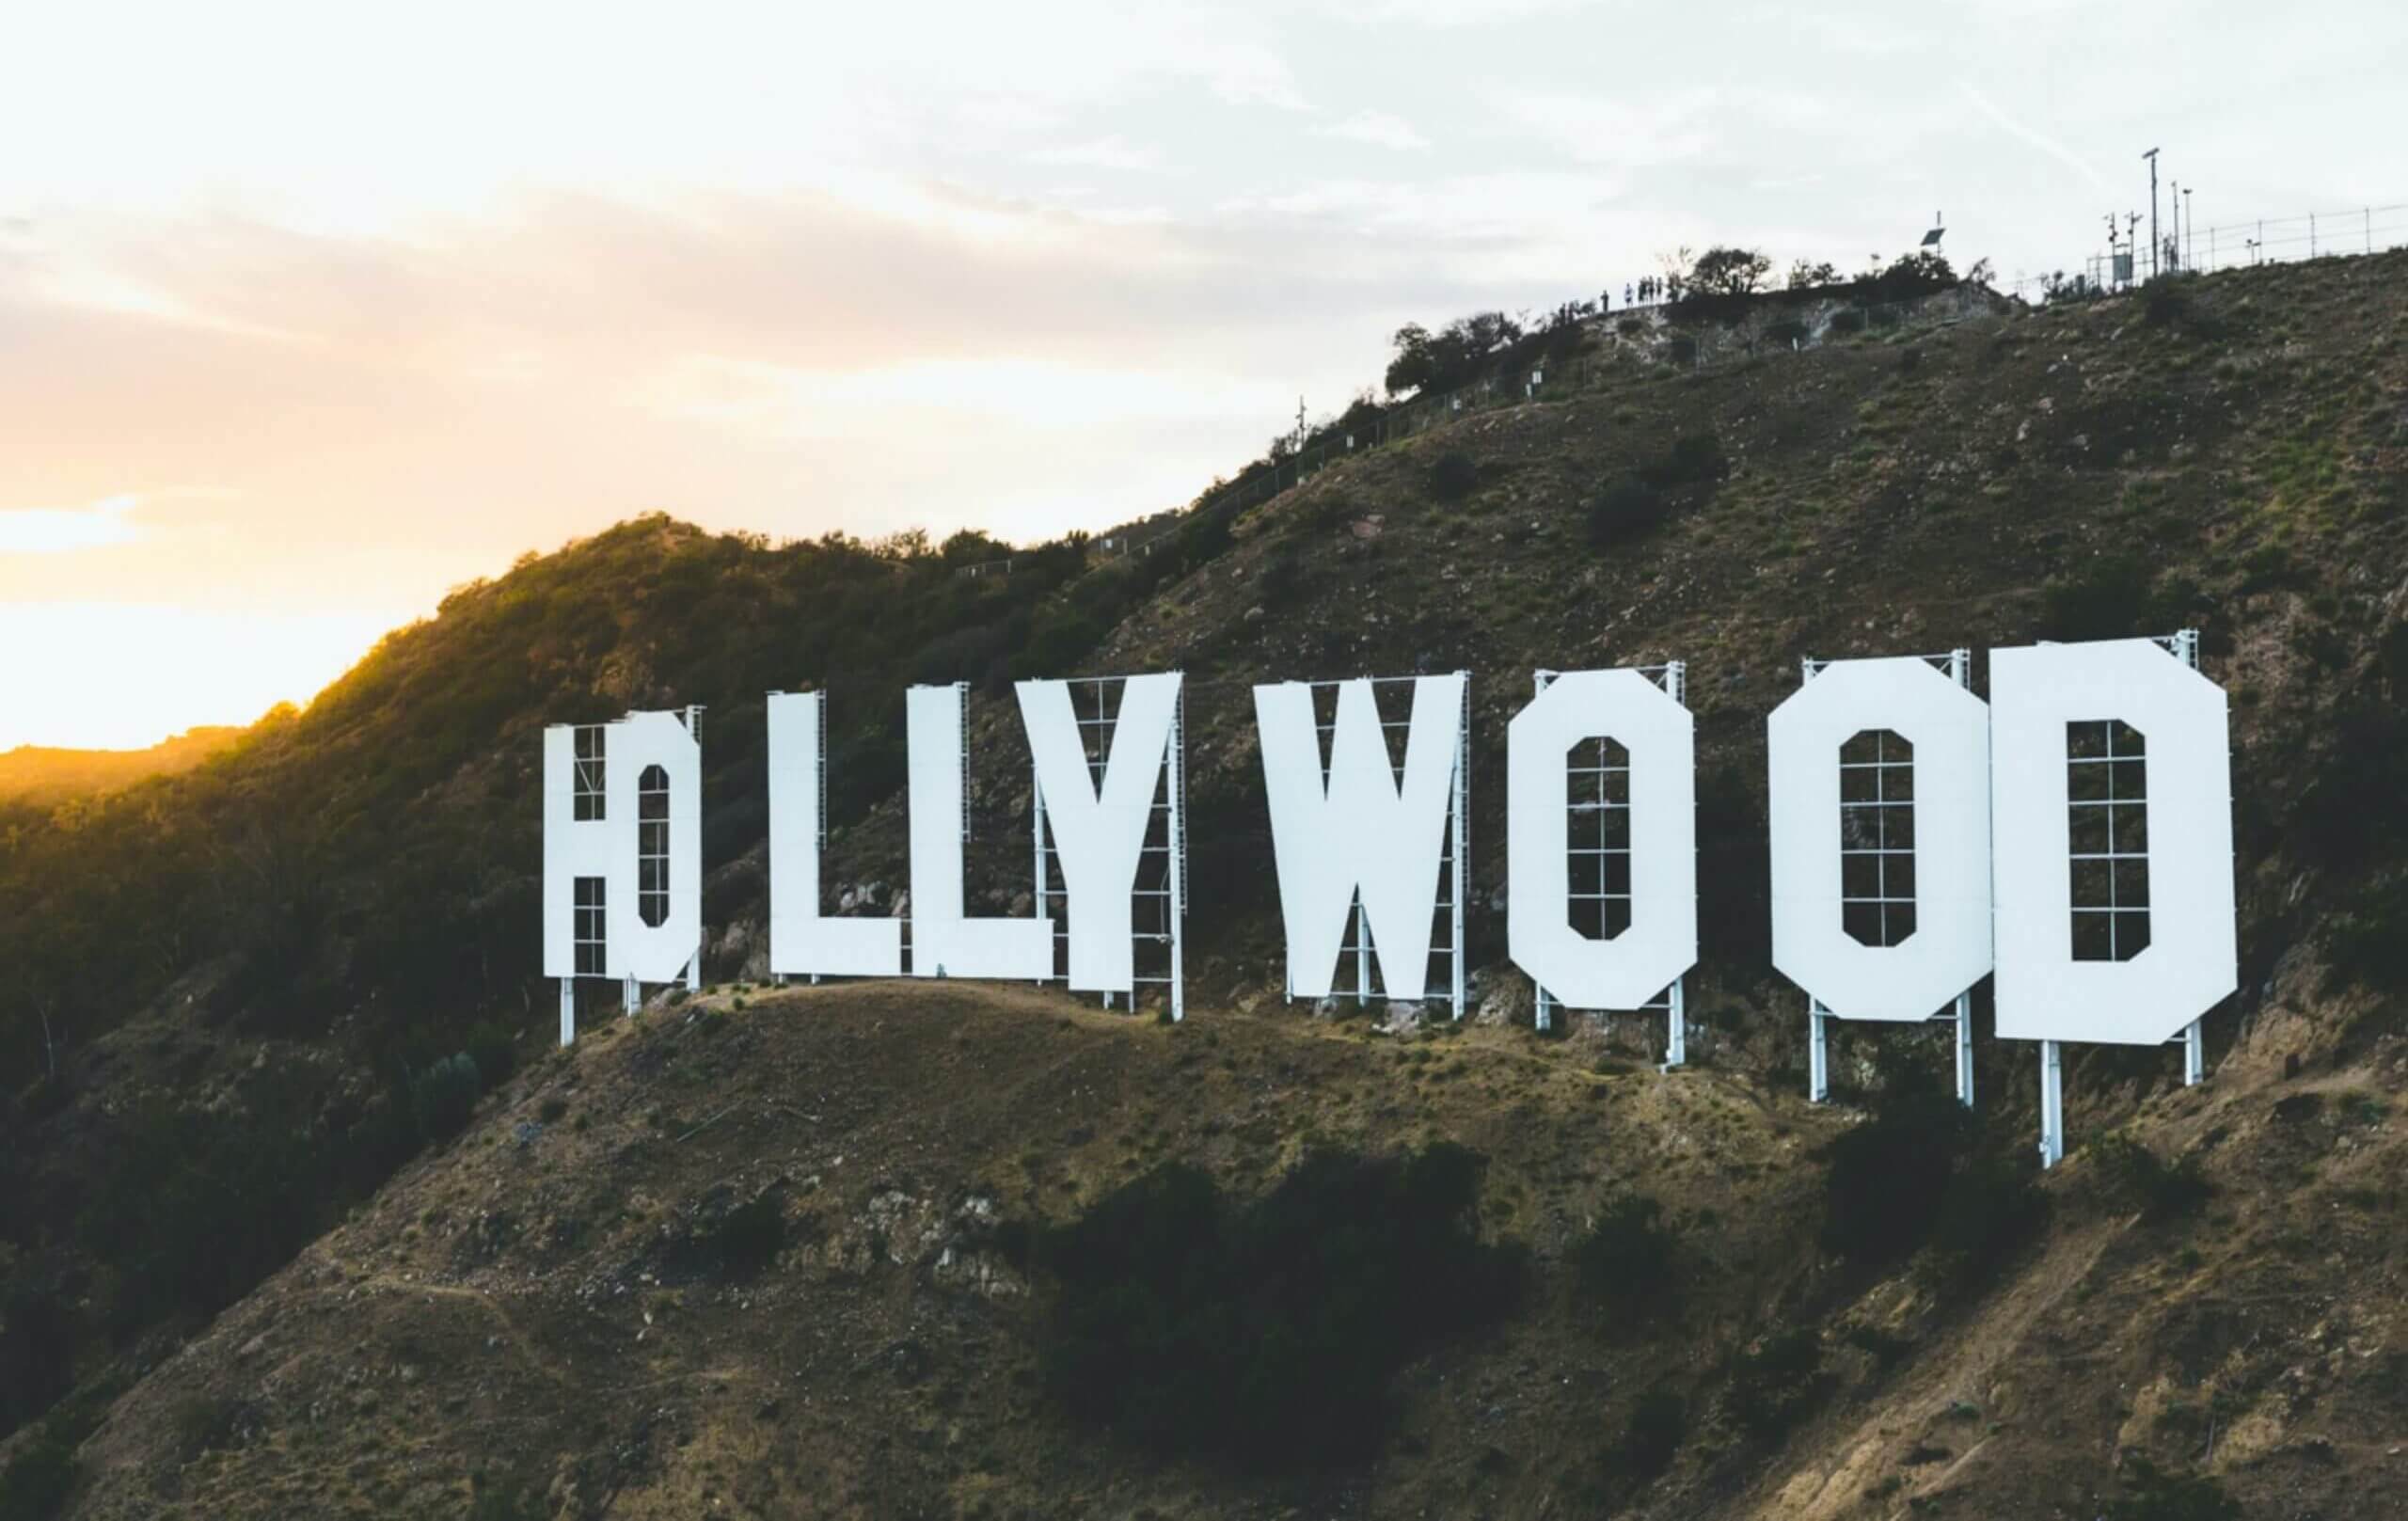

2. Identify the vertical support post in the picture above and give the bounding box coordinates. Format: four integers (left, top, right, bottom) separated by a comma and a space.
1451, 670, 1469, 1022
622, 974, 640, 1016
2174, 627, 2203, 1085
559, 980, 576, 1047
686, 703, 705, 997
1031, 755, 1048, 979
1662, 661, 1687, 1070
1354, 894, 1372, 1009
1532, 669, 1556, 1034
1955, 993, 1975, 1107
1808, 998, 1830, 1102
2039, 1039, 2066, 1169
1167, 680, 1187, 1023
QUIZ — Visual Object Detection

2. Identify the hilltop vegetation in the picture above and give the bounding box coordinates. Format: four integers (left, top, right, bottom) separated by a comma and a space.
0, 727, 239, 809
2, 247, 2407, 1516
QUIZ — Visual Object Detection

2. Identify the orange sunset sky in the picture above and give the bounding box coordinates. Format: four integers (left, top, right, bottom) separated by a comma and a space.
3, 0, 2400, 747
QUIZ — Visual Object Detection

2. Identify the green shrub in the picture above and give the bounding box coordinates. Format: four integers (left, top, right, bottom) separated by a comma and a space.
2106, 1455, 2242, 1520
1666, 334, 1699, 364
1726, 1329, 1830, 1440
1026, 1145, 1522, 1470
1829, 308, 1867, 335
1428, 452, 1481, 501
1820, 1073, 2047, 1285
1766, 318, 1809, 346
2090, 1133, 2212, 1224
1586, 480, 1671, 547
0, 1435, 77, 1521
1572, 1196, 1678, 1313
712, 1194, 786, 1281
1618, 1387, 1684, 1478
410, 1053, 483, 1143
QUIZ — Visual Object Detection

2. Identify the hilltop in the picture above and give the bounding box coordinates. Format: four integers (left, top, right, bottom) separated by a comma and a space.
0, 728, 240, 808
2, 248, 2406, 1517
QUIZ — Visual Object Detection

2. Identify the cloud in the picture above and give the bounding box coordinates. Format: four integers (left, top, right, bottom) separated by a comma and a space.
1032, 137, 1166, 171
1320, 111, 1431, 151
0, 494, 145, 554
1956, 81, 2113, 197
1497, 89, 1719, 167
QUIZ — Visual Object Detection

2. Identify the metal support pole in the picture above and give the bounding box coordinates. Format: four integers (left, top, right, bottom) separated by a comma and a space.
685, 953, 701, 995
623, 974, 640, 1016
1354, 894, 1372, 1008
1168, 683, 1187, 1024
1955, 993, 1975, 1107
1533, 669, 1556, 1034
1450, 673, 1469, 1022
1808, 998, 1830, 1102
560, 979, 576, 1047
2183, 1020, 2204, 1086
1031, 758, 1048, 977
2039, 1039, 2066, 1168
1662, 977, 1687, 1070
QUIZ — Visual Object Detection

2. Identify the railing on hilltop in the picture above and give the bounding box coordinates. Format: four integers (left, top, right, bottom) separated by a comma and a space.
2005, 200, 2408, 299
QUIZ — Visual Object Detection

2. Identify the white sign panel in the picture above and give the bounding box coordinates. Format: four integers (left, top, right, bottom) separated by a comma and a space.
1018, 673, 1181, 994
1255, 673, 1464, 1001
542, 708, 701, 984
1768, 658, 1992, 1022
1990, 639, 2236, 1046
907, 684, 1054, 980
767, 691, 904, 978
1507, 668, 1696, 1009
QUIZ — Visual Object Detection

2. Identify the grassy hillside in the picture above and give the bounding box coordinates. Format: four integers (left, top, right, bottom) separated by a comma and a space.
0, 728, 239, 808
2, 248, 2406, 1516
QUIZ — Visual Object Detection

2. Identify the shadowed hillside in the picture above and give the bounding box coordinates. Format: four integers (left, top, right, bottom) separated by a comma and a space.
3, 249, 2407, 1517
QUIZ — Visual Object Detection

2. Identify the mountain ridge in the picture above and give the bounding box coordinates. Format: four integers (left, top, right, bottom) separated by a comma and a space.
2, 248, 2405, 1517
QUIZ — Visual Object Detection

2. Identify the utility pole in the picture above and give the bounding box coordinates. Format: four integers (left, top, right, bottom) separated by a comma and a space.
2124, 213, 2144, 286
2183, 187, 2194, 273
2169, 179, 2179, 271
2144, 148, 2161, 280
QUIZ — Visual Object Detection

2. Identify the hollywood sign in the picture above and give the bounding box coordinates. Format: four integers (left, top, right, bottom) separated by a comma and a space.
544, 635, 2234, 1165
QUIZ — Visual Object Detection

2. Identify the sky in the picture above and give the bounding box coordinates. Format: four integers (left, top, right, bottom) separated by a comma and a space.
1, 0, 2400, 748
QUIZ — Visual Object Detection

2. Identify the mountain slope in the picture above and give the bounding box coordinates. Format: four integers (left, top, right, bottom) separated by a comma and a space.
3, 248, 2406, 1517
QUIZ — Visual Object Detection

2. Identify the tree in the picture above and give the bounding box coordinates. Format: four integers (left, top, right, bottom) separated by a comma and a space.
1786, 259, 1839, 290
1385, 323, 1436, 395
1688, 246, 1772, 298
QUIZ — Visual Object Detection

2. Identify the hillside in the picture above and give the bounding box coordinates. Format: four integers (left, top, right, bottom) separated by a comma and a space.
0, 728, 240, 808
2, 248, 2406, 1517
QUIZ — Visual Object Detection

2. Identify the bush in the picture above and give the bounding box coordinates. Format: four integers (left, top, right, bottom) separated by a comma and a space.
2106, 1455, 2242, 1520
2090, 1133, 2212, 1224
1572, 1196, 1678, 1313
1666, 334, 1699, 364
1027, 1145, 1522, 1470
1766, 318, 1808, 346
410, 1053, 483, 1143
1641, 433, 1729, 490
0, 1436, 77, 1521
1726, 1329, 1830, 1440
0, 1288, 76, 1438
2037, 553, 2157, 642
1586, 480, 1671, 547
712, 1194, 787, 1281
1821, 1073, 2047, 1285
1618, 1387, 1685, 1479
1829, 308, 1867, 336
1428, 452, 1481, 501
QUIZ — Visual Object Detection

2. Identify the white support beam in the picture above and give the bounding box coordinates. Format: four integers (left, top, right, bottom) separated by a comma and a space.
1955, 993, 1975, 1106
1663, 977, 1687, 1070
559, 980, 576, 1047
2039, 1039, 2066, 1168
1808, 998, 1830, 1102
